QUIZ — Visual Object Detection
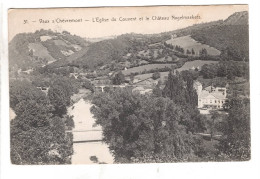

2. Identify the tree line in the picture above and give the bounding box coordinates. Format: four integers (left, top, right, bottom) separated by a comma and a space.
200, 61, 249, 80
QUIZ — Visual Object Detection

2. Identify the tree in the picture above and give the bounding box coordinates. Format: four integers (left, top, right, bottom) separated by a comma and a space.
218, 96, 250, 161
130, 73, 135, 84
152, 84, 162, 97
200, 64, 217, 79
162, 71, 186, 105
48, 77, 78, 116
163, 70, 198, 107
64, 115, 75, 130
91, 89, 203, 163
48, 84, 71, 116
113, 71, 125, 85
10, 81, 73, 164
162, 71, 206, 134
199, 48, 208, 56
209, 110, 220, 140
82, 80, 94, 93
191, 48, 195, 55
152, 71, 160, 80
10, 80, 49, 111
103, 86, 111, 93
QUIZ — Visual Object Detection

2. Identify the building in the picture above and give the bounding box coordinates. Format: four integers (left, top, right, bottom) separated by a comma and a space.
194, 81, 227, 109
36, 86, 49, 95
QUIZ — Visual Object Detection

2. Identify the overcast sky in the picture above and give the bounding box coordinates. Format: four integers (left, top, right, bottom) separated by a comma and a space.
8, 5, 248, 41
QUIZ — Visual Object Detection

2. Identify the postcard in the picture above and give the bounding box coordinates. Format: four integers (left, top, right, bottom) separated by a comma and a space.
8, 5, 250, 165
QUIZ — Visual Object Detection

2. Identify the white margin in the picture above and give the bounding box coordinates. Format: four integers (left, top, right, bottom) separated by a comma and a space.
1, 0, 260, 179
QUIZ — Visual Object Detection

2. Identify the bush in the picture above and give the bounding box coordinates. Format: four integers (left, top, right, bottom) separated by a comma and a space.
152, 71, 160, 80
82, 80, 94, 92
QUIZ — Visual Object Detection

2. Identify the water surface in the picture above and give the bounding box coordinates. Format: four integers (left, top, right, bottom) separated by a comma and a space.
68, 98, 114, 164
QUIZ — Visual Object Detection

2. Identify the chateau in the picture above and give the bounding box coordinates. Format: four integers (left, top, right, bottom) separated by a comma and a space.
194, 81, 227, 109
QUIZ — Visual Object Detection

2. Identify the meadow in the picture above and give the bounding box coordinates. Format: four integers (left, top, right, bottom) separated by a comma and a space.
134, 60, 218, 81
28, 42, 56, 63
122, 63, 176, 76
166, 35, 221, 56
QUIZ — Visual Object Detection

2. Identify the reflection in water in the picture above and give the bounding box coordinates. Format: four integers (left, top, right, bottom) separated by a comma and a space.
68, 98, 114, 164
72, 142, 113, 164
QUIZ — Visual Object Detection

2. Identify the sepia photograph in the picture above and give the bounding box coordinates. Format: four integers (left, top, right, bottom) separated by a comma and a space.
8, 5, 250, 165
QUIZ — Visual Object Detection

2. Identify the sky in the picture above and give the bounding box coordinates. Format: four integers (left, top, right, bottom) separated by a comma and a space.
8, 5, 248, 41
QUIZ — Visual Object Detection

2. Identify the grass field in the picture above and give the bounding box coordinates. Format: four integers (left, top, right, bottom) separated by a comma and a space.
156, 56, 174, 62
53, 39, 70, 47
177, 60, 217, 71
122, 63, 176, 76
135, 60, 218, 81
28, 42, 56, 62
166, 35, 221, 56
66, 47, 89, 63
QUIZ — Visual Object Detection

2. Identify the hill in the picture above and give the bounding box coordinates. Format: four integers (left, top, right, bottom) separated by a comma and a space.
68, 33, 170, 69
75, 11, 248, 71
9, 29, 89, 70
165, 35, 221, 56
9, 11, 249, 73
190, 11, 249, 61
223, 11, 248, 25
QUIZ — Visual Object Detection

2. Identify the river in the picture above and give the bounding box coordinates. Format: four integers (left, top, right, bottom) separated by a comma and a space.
68, 98, 114, 164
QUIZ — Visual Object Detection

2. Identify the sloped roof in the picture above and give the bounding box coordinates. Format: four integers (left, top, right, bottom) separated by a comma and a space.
211, 92, 226, 100
199, 90, 226, 100
194, 80, 202, 87
205, 86, 213, 92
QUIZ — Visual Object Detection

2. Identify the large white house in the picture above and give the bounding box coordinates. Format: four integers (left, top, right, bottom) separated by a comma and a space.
194, 81, 227, 109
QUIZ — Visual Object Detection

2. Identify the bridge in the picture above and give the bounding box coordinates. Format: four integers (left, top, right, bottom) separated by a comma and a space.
66, 129, 103, 143
94, 76, 154, 92
94, 84, 129, 92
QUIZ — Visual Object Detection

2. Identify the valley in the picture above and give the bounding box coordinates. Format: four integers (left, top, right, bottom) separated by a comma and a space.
9, 10, 250, 164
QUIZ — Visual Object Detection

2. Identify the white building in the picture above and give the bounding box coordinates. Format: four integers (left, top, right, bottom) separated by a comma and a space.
194, 81, 227, 109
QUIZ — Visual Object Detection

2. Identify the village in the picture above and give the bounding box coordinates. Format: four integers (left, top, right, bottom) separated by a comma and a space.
35, 63, 228, 115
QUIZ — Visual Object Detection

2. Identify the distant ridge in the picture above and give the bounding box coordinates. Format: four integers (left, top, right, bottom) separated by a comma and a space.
224, 11, 248, 25
85, 36, 117, 43
9, 11, 249, 71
